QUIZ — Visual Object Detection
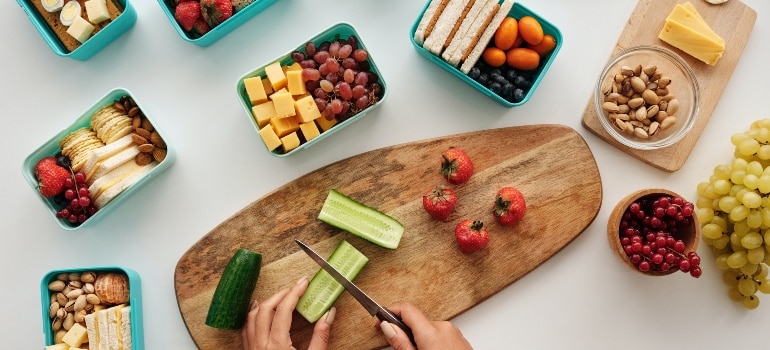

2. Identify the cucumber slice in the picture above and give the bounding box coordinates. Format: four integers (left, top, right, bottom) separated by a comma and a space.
205, 249, 262, 329
318, 189, 405, 249
296, 240, 369, 323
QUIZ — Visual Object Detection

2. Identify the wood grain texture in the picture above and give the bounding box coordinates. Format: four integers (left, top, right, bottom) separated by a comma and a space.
581, 0, 756, 172
175, 125, 602, 349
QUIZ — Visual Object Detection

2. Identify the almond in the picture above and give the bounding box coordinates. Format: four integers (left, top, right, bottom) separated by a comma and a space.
137, 144, 154, 153
150, 131, 166, 149
132, 116, 142, 130
152, 148, 167, 162
135, 152, 153, 166
132, 133, 148, 145
141, 118, 154, 132
135, 127, 151, 140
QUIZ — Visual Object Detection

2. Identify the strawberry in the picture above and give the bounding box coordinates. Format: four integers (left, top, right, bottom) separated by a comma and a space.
34, 157, 71, 198
455, 219, 489, 254
422, 186, 457, 221
174, 1, 200, 32
440, 147, 473, 185
492, 186, 527, 226
192, 17, 211, 35
200, 0, 233, 28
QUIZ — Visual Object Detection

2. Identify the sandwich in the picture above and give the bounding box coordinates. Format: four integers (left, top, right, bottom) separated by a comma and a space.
81, 134, 135, 182
446, 0, 497, 66
441, 0, 492, 65
84, 304, 132, 350
413, 0, 450, 45
460, 0, 514, 73
422, 0, 475, 55
90, 161, 156, 209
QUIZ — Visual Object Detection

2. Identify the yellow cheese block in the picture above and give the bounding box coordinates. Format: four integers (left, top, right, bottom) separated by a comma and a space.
270, 90, 296, 117
45, 343, 70, 350
259, 125, 282, 151
300, 121, 321, 141
270, 116, 300, 137
285, 62, 302, 71
280, 132, 301, 152
265, 61, 287, 91
659, 18, 724, 65
315, 115, 337, 132
252, 101, 278, 128
286, 70, 307, 96
261, 77, 274, 95
62, 323, 88, 348
294, 95, 321, 123
244, 76, 268, 104
682, 1, 704, 22
667, 4, 724, 45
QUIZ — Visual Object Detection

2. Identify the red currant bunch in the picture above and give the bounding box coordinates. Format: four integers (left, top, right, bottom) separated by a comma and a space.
54, 170, 98, 226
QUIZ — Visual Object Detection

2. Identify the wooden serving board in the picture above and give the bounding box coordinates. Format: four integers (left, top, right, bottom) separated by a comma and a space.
175, 125, 602, 349
581, 0, 756, 172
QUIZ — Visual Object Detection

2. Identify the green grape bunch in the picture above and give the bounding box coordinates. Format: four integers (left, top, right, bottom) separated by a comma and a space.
696, 118, 770, 310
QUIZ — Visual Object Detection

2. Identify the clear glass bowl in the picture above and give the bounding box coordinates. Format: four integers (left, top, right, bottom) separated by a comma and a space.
595, 45, 700, 150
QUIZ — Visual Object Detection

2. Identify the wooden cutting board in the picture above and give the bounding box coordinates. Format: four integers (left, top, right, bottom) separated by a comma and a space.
581, 0, 756, 172
175, 125, 602, 349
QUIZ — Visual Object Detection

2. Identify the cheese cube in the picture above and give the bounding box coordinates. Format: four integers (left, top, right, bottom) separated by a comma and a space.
62, 323, 88, 348
44, 344, 69, 350
281, 132, 301, 152
293, 95, 321, 123
66, 16, 95, 43
244, 76, 268, 105
315, 115, 337, 132
265, 62, 287, 91
259, 125, 282, 151
285, 62, 302, 71
261, 77, 274, 95
300, 121, 320, 141
270, 90, 296, 117
85, 0, 110, 23
286, 70, 307, 96
252, 101, 277, 128
270, 116, 300, 137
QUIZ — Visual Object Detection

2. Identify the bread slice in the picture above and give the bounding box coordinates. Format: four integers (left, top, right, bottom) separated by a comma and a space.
96, 308, 110, 350
422, 0, 473, 55
82, 134, 134, 181
88, 144, 140, 183
120, 306, 132, 350
28, 0, 124, 53
447, 0, 498, 67
107, 304, 131, 350
93, 162, 156, 209
460, 0, 515, 73
413, 0, 450, 45
441, 0, 492, 65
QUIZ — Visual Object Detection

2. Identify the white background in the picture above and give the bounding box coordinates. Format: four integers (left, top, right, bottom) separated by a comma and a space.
3, 0, 769, 349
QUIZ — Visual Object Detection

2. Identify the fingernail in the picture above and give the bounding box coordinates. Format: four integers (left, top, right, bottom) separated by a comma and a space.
296, 275, 309, 285
249, 300, 259, 310
324, 306, 336, 325
380, 321, 397, 340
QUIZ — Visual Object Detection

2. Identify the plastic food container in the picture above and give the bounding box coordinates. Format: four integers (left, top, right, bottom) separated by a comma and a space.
156, 0, 278, 47
22, 88, 175, 230
409, 1, 562, 107
17, 0, 137, 61
236, 22, 387, 157
41, 266, 144, 349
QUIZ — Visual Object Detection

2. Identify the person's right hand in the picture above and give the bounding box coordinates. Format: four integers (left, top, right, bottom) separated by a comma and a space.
378, 302, 472, 350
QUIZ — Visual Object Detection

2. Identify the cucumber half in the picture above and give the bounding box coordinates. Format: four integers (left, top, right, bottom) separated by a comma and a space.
296, 240, 369, 323
205, 248, 262, 329
318, 189, 405, 249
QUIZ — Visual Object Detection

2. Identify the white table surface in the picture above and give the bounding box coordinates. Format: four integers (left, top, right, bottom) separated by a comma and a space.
3, 0, 769, 348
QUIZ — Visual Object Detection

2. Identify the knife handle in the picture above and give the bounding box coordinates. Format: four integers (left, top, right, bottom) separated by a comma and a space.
377, 308, 416, 346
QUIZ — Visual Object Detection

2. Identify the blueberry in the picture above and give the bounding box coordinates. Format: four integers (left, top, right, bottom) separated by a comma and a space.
477, 74, 489, 86
513, 76, 531, 89
56, 155, 71, 169
502, 83, 514, 96
489, 68, 502, 77
468, 67, 481, 80
494, 75, 508, 85
489, 82, 502, 95
505, 69, 517, 81
513, 88, 525, 103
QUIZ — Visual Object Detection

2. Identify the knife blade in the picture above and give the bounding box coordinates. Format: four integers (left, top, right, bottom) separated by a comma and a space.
295, 239, 415, 344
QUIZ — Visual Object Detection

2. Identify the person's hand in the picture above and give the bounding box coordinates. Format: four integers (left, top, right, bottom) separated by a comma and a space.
242, 276, 336, 350
378, 302, 472, 350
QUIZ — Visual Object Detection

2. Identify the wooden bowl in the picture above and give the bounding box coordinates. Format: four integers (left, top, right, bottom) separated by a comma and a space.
607, 188, 700, 276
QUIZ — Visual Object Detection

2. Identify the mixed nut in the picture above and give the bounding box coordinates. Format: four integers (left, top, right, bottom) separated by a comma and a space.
600, 64, 680, 139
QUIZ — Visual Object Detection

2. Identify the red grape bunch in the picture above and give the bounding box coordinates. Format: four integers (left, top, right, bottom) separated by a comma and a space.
291, 35, 384, 122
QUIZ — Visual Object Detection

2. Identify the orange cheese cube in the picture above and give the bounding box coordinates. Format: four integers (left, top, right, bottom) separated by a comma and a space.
280, 132, 301, 153
265, 61, 287, 91
293, 95, 321, 123
315, 115, 337, 132
259, 125, 282, 151
299, 121, 320, 141
244, 76, 268, 105
262, 77, 274, 95
285, 62, 302, 72
270, 90, 296, 117
270, 116, 300, 137
286, 70, 306, 96
251, 101, 277, 128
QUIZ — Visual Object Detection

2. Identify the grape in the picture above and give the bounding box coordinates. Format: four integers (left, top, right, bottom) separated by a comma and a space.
743, 295, 760, 309
330, 99, 343, 114
302, 68, 321, 81
338, 44, 353, 58
758, 280, 770, 294
727, 251, 749, 269
319, 80, 334, 93
351, 85, 366, 99
739, 277, 758, 296
343, 69, 356, 84
329, 41, 340, 57
314, 88, 328, 99
300, 59, 317, 69
318, 63, 330, 76
305, 41, 316, 56
337, 82, 352, 101
354, 72, 368, 86
314, 98, 326, 112
314, 50, 329, 64
325, 73, 339, 84
291, 51, 305, 62
355, 96, 369, 109
326, 57, 340, 73
352, 49, 368, 62
342, 57, 357, 70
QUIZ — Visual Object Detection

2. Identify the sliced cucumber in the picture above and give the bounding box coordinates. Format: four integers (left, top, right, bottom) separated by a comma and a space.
318, 189, 405, 249
296, 240, 369, 323
205, 249, 262, 329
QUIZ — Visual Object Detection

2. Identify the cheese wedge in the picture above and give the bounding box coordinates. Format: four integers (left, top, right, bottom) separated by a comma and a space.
658, 2, 725, 65
667, 4, 724, 45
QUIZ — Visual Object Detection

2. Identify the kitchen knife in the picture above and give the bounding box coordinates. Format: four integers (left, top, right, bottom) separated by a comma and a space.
295, 239, 415, 345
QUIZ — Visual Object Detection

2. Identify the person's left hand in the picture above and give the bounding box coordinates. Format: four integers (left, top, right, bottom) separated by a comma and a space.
242, 276, 336, 350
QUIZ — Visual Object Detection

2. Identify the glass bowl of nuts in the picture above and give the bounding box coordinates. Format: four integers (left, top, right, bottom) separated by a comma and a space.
595, 45, 700, 150
608, 188, 702, 277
